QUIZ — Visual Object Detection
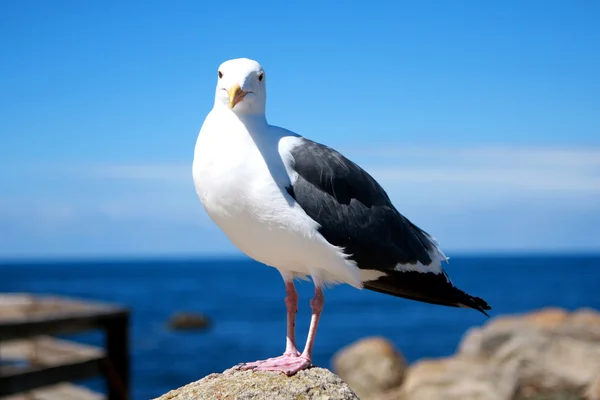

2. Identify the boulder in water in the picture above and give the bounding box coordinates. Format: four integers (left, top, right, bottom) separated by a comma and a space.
332, 336, 407, 399
167, 312, 211, 331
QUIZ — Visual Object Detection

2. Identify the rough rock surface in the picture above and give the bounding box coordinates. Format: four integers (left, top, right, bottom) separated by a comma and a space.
155, 367, 358, 400
332, 336, 407, 399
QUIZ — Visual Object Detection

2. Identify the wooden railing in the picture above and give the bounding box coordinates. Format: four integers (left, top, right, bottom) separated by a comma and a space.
0, 294, 130, 400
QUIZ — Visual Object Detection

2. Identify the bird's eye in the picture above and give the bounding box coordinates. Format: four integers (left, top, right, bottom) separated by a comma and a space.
218, 71, 223, 79
258, 72, 264, 82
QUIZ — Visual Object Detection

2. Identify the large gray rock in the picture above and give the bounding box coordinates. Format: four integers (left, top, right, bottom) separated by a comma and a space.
155, 367, 358, 400
459, 307, 600, 397
332, 336, 407, 399
395, 307, 600, 400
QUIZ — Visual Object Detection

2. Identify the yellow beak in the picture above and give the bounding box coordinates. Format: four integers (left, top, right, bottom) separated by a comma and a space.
228, 84, 247, 109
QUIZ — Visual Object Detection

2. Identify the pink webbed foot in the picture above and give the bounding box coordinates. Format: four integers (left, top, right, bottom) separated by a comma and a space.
239, 352, 298, 370
242, 354, 312, 376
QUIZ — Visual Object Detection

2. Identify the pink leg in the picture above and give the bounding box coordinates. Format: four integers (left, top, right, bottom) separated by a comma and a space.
300, 286, 324, 360
283, 281, 301, 356
244, 286, 324, 376
239, 281, 300, 368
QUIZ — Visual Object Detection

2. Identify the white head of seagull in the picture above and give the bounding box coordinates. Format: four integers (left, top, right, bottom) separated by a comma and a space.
214, 58, 266, 115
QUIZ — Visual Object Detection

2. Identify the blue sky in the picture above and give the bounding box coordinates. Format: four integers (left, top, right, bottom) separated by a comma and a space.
0, 0, 599, 259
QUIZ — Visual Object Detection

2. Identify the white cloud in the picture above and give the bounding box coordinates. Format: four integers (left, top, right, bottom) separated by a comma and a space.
85, 164, 191, 181
0, 145, 598, 257
353, 145, 600, 167
351, 145, 600, 192
370, 165, 600, 192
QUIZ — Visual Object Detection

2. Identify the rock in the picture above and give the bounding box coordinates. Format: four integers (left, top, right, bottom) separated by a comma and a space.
154, 367, 358, 400
332, 337, 407, 399
396, 355, 519, 400
457, 307, 600, 399
167, 312, 211, 331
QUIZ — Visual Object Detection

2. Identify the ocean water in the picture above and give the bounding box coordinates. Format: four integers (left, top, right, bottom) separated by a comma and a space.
1, 255, 599, 399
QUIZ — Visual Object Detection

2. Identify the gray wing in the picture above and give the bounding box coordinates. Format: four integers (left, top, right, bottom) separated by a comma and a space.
285, 137, 439, 271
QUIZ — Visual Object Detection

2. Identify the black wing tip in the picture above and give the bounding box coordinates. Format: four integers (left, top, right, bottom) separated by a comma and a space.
460, 294, 492, 318
363, 270, 492, 317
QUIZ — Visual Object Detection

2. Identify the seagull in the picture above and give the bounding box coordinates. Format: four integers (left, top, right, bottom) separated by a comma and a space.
192, 58, 491, 376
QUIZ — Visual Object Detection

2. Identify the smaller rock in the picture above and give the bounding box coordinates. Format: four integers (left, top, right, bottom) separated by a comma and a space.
397, 355, 519, 400
167, 312, 211, 331
332, 336, 406, 399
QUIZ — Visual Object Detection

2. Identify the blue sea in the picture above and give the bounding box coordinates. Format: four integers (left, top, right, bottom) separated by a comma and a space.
1, 255, 599, 399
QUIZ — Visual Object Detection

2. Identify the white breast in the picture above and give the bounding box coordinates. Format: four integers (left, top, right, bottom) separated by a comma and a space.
192, 112, 362, 288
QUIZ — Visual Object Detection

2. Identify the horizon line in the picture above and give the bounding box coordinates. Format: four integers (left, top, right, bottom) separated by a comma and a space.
2, 249, 600, 266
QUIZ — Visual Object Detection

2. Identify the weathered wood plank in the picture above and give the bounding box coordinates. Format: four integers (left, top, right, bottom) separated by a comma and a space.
0, 337, 106, 396
0, 356, 106, 396
0, 383, 104, 400
0, 295, 128, 342
1, 336, 104, 363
